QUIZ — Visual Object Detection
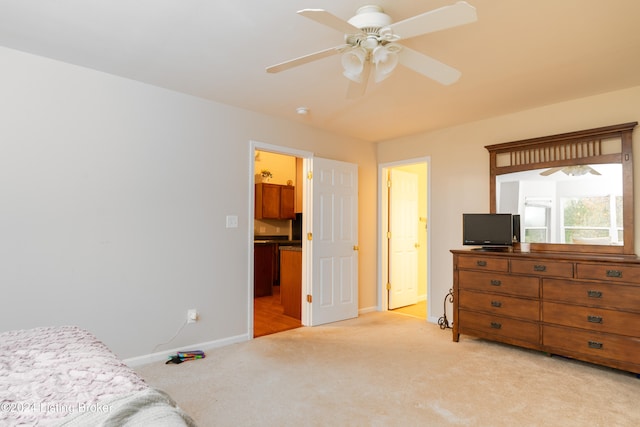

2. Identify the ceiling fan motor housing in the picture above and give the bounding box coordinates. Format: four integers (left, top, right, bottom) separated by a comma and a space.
346, 5, 392, 50
348, 5, 391, 33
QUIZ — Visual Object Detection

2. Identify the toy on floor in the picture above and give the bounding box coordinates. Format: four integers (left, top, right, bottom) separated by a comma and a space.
166, 350, 205, 364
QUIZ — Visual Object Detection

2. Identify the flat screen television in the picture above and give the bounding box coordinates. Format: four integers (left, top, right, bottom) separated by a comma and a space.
463, 213, 514, 250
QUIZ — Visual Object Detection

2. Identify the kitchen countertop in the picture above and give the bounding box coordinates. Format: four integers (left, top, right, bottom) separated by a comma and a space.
254, 236, 301, 245
254, 239, 302, 245
279, 246, 302, 251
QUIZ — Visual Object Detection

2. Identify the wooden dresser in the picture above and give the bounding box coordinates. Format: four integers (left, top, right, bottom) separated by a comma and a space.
451, 249, 640, 373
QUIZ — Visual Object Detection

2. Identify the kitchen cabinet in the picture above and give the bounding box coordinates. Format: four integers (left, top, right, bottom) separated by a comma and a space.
255, 183, 295, 220
280, 247, 302, 320
254, 243, 277, 297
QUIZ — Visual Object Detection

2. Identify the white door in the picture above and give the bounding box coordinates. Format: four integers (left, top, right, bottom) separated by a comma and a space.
388, 169, 419, 309
309, 157, 358, 326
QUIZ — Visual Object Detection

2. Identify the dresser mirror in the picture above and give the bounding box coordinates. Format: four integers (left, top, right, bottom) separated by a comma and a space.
486, 122, 637, 255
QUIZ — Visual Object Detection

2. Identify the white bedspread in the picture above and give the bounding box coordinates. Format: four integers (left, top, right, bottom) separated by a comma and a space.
0, 326, 149, 426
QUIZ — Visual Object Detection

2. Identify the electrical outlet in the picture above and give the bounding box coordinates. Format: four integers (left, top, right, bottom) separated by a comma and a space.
187, 309, 198, 323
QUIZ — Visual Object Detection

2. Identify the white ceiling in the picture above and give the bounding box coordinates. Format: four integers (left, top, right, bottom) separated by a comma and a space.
2, 0, 640, 142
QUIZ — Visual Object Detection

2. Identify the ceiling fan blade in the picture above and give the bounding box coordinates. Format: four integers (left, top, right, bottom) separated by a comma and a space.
297, 9, 361, 34
386, 1, 477, 40
346, 61, 371, 99
398, 46, 461, 85
540, 167, 563, 176
266, 45, 349, 74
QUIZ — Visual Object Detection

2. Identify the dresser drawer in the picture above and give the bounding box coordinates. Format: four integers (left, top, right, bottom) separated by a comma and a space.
459, 290, 539, 321
543, 325, 640, 366
576, 263, 640, 283
457, 255, 509, 272
458, 270, 539, 298
510, 259, 573, 278
542, 278, 640, 312
542, 301, 640, 337
459, 310, 540, 344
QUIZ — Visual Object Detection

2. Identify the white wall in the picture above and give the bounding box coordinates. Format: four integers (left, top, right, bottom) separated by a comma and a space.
0, 47, 378, 359
376, 85, 640, 322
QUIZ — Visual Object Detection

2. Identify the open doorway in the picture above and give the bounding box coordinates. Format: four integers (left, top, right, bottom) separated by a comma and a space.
379, 159, 430, 320
249, 141, 360, 338
251, 146, 306, 337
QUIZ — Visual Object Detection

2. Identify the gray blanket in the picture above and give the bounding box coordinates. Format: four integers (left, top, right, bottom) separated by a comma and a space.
58, 387, 197, 427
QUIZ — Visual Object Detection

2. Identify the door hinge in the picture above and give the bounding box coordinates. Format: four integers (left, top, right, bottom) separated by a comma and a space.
387, 231, 391, 239
387, 179, 392, 188
386, 283, 391, 290
353, 245, 359, 251
307, 232, 313, 241
307, 171, 313, 180
306, 294, 312, 303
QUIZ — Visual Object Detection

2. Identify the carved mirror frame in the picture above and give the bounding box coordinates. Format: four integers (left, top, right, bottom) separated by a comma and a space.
486, 122, 637, 255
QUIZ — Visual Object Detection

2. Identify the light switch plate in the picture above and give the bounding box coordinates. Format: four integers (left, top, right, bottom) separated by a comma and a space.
226, 215, 238, 228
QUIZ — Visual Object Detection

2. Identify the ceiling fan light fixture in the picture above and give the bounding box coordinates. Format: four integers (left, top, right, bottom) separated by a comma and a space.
373, 44, 400, 82
361, 35, 379, 50
343, 70, 362, 83
563, 165, 600, 176
341, 47, 367, 82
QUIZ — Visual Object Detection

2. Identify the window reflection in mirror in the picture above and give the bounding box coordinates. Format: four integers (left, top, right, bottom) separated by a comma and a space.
496, 163, 622, 245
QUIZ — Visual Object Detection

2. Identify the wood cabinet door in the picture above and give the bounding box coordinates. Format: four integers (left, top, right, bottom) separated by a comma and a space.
256, 183, 280, 219
280, 186, 296, 219
256, 183, 295, 219
280, 249, 302, 319
254, 243, 276, 297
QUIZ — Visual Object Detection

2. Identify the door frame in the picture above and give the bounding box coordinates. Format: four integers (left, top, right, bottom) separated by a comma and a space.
378, 157, 432, 320
248, 140, 313, 338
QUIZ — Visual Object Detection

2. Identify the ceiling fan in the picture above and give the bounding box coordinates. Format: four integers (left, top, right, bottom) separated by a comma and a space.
540, 165, 602, 177
266, 1, 478, 97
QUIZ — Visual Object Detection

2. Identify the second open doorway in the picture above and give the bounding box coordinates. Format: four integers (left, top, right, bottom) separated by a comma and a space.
379, 159, 430, 320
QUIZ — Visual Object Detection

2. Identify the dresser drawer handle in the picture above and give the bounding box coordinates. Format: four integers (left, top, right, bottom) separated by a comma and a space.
587, 315, 603, 324
533, 264, 546, 272
606, 269, 622, 278
588, 341, 603, 350
490, 322, 502, 329
491, 300, 502, 308
587, 290, 603, 298
490, 280, 502, 286
476, 260, 487, 267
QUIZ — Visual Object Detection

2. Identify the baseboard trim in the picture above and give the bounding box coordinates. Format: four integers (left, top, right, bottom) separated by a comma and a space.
358, 305, 377, 315
125, 310, 439, 367
124, 333, 249, 367
427, 315, 439, 325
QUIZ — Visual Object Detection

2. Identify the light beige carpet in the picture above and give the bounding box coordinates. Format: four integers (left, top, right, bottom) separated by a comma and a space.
135, 312, 639, 427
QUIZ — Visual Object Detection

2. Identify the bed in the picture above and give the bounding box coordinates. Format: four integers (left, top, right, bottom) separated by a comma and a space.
0, 326, 196, 426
